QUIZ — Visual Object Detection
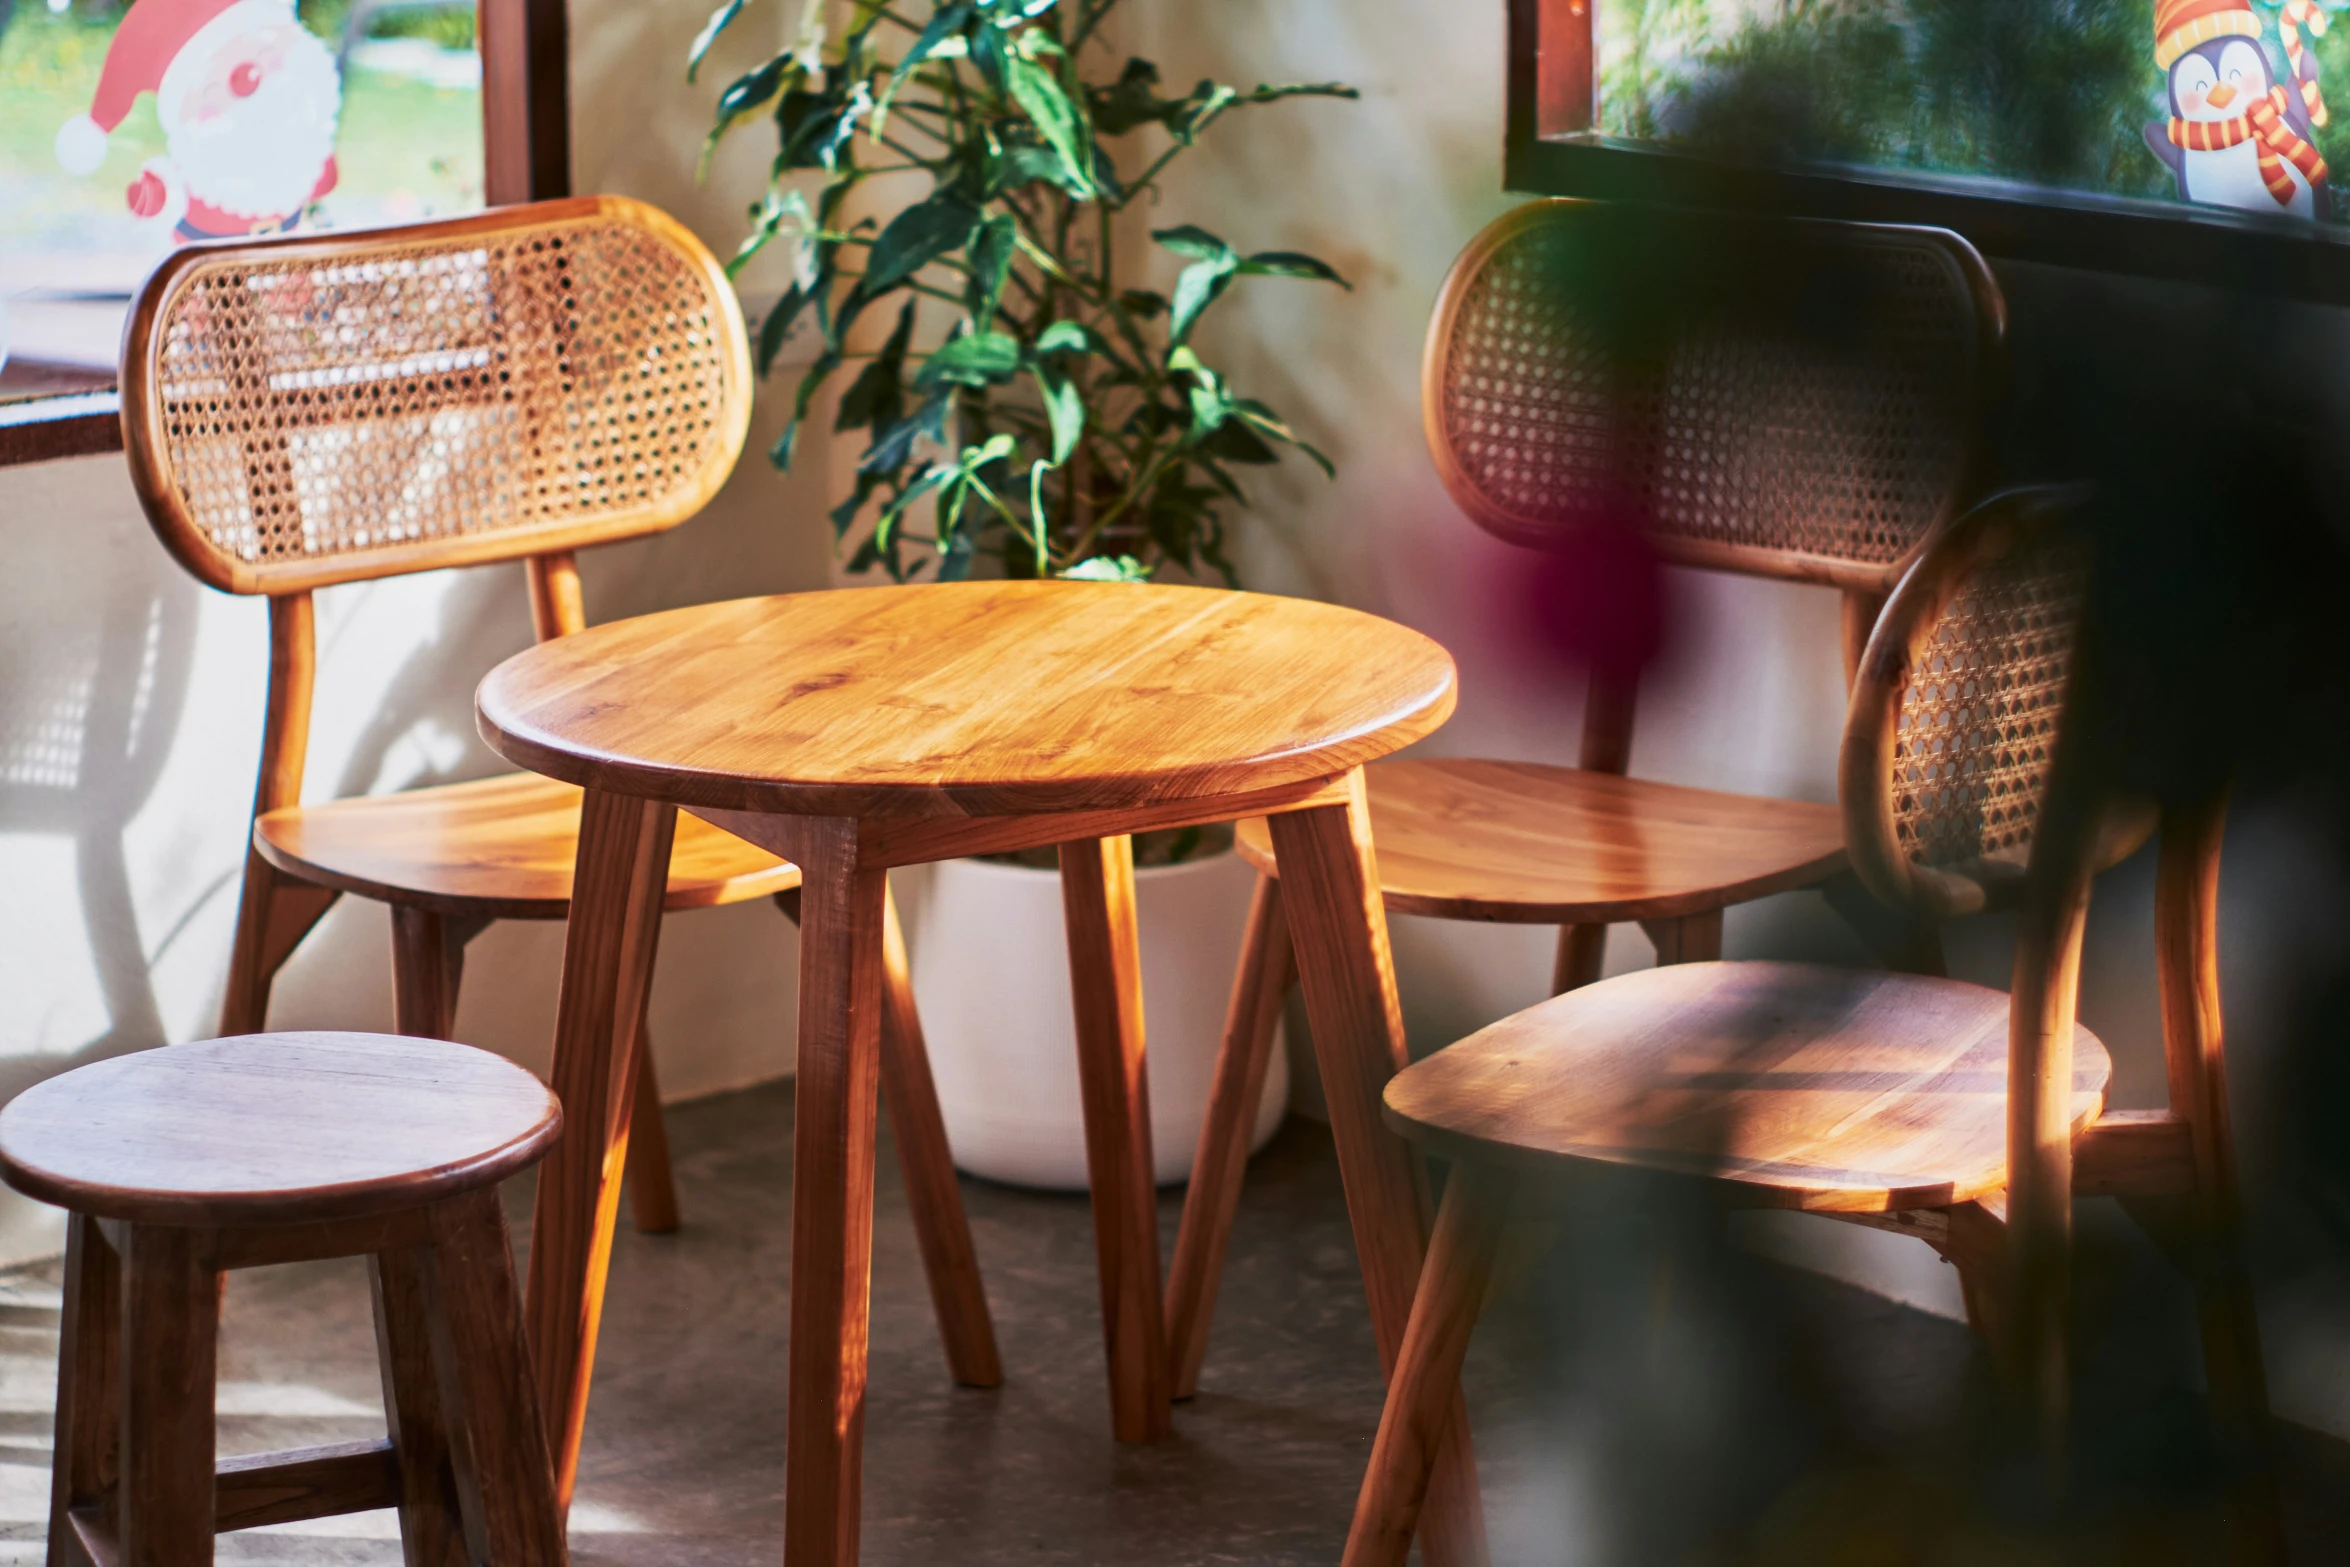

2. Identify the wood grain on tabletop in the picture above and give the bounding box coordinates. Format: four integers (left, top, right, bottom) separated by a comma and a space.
0, 1034, 560, 1227
1383, 962, 2112, 1213
1237, 758, 1847, 923
476, 582, 1458, 819
257, 771, 799, 919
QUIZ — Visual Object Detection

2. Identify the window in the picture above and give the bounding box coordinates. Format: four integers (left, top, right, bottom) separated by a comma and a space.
1509, 0, 2350, 303
2, 0, 482, 399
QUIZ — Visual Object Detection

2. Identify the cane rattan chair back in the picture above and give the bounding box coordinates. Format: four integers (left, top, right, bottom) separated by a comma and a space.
1840, 488, 2143, 919
121, 195, 752, 597
1423, 199, 2003, 592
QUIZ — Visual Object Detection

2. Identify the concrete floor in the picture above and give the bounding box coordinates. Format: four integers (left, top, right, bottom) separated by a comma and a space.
2, 1080, 2345, 1564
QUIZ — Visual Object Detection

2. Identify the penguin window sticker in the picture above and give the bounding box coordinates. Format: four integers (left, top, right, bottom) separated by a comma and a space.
0, 0, 484, 389
2147, 0, 2334, 219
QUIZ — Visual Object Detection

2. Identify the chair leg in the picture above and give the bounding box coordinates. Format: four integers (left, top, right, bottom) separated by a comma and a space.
1342, 1162, 1513, 1567
1060, 835, 1172, 1444
219, 857, 336, 1036
1640, 909, 1723, 965
1268, 778, 1488, 1567
1550, 922, 1607, 994
391, 907, 456, 1040
46, 1215, 120, 1567
371, 1244, 469, 1567
1166, 870, 1295, 1400
623, 1026, 683, 1235
118, 1223, 219, 1566
423, 1190, 568, 1567
877, 887, 1002, 1386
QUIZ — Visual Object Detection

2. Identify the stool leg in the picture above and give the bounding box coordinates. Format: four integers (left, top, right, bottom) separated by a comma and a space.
1640, 909, 1723, 966
1166, 870, 1294, 1400
118, 1223, 218, 1567
47, 1215, 120, 1567
425, 1190, 567, 1566
783, 818, 889, 1567
371, 1245, 468, 1567
1060, 835, 1172, 1443
878, 888, 1002, 1386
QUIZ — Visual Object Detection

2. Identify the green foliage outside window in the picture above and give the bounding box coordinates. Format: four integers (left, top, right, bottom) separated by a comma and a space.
1600, 0, 2350, 215
693, 0, 1357, 584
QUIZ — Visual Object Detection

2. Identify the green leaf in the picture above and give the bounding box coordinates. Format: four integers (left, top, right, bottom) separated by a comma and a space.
1153, 225, 1232, 263
1089, 57, 1171, 135
770, 345, 842, 472
705, 52, 795, 168
1239, 250, 1350, 287
1199, 418, 1278, 465
877, 2, 974, 129
966, 214, 1018, 325
836, 299, 915, 433
916, 331, 1024, 388
862, 391, 950, 477
757, 284, 811, 376
776, 83, 870, 173
1062, 555, 1152, 582
829, 470, 887, 540
1034, 320, 1096, 357
858, 196, 980, 299
1031, 361, 1085, 463
1233, 399, 1336, 477
1005, 53, 1096, 198
1169, 256, 1238, 345
1117, 289, 1168, 321
686, 0, 746, 82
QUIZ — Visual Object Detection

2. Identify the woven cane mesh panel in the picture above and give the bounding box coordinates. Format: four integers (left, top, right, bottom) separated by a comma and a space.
1438, 215, 1977, 567
1890, 533, 2089, 870
150, 215, 736, 577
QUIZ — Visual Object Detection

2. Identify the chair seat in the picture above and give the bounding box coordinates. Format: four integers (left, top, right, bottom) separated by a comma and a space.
1383, 962, 2111, 1212
255, 771, 800, 919
1235, 758, 1847, 923
0, 1033, 561, 1226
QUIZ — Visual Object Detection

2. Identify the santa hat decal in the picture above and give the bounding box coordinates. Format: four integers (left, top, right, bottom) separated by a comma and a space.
2155, 0, 2268, 70
54, 0, 247, 174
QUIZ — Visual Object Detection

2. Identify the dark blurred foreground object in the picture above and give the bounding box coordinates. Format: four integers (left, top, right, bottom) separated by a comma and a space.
0, 1033, 569, 1563
1169, 197, 2005, 1398
1341, 491, 2282, 1565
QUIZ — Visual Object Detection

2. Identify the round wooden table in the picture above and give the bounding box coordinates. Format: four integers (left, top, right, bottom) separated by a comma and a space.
477, 580, 1480, 1564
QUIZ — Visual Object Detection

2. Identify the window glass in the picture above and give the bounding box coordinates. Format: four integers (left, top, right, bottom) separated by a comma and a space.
1597, 0, 2349, 225
1, 0, 483, 397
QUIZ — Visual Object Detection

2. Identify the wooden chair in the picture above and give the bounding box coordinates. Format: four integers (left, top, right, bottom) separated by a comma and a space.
1339, 490, 2280, 1566
3, 1032, 570, 1565
115, 197, 1001, 1389
1168, 200, 2007, 1395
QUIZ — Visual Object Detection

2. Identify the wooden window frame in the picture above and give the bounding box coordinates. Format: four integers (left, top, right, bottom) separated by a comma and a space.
1506, 0, 2350, 306
0, 0, 569, 468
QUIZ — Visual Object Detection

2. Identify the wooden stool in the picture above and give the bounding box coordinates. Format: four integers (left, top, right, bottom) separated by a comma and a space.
474, 579, 1487, 1566
1168, 201, 2007, 1397
1339, 492, 2281, 1566
2, 1033, 569, 1567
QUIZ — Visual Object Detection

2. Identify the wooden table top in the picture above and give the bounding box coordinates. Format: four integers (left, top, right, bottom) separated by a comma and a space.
476, 582, 1457, 819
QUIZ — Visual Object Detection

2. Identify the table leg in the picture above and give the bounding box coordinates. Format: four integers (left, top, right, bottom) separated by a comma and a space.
525, 787, 675, 1507
1060, 835, 1173, 1443
785, 817, 890, 1567
1266, 771, 1488, 1567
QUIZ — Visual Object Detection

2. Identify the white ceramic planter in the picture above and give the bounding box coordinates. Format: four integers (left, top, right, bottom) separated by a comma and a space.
898, 847, 1286, 1190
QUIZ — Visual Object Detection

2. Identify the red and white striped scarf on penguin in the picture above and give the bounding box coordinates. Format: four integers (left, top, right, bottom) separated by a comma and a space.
2160, 0, 2332, 206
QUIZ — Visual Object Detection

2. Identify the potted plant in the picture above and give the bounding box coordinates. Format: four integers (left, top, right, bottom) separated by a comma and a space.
694, 0, 1353, 1186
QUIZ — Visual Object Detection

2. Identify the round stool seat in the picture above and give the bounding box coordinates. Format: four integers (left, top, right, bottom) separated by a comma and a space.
0, 1033, 561, 1227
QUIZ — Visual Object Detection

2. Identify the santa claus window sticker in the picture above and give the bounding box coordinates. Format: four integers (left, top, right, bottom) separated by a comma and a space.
0, 0, 482, 381
1591, 0, 2350, 228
